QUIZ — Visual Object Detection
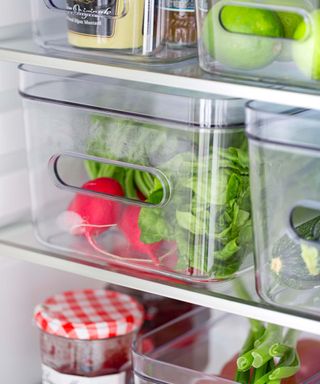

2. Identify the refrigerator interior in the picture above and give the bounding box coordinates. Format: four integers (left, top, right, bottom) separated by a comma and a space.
0, 255, 103, 384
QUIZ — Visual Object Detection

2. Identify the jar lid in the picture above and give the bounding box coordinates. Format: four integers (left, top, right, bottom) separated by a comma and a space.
34, 289, 144, 340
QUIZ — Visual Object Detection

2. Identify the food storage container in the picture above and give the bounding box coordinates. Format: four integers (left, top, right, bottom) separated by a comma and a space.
132, 307, 320, 384
33, 288, 144, 383
195, 0, 320, 88
20, 64, 252, 283
246, 101, 320, 316
31, 0, 197, 63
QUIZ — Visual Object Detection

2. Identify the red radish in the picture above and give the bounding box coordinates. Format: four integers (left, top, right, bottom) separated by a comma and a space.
118, 205, 162, 265
65, 177, 124, 236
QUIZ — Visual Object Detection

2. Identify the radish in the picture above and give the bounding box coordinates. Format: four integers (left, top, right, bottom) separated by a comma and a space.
58, 178, 164, 265
118, 205, 163, 265
64, 177, 124, 236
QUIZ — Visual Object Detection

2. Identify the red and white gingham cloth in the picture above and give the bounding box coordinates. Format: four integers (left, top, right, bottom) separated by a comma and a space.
34, 289, 144, 340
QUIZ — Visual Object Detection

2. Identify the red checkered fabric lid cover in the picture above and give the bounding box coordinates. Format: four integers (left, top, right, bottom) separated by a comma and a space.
34, 289, 144, 340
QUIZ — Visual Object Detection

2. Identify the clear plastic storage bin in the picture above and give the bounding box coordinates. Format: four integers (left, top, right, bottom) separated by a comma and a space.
132, 307, 320, 384
195, 0, 320, 88
20, 64, 252, 283
31, 0, 197, 63
246, 102, 320, 316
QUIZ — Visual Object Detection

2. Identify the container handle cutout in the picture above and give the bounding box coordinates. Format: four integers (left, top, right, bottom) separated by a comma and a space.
213, 0, 311, 41
49, 152, 171, 208
43, 0, 129, 20
289, 202, 320, 244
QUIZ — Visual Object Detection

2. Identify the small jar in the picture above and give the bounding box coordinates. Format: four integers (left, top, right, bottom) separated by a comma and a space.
66, 0, 145, 50
159, 0, 197, 48
34, 289, 144, 383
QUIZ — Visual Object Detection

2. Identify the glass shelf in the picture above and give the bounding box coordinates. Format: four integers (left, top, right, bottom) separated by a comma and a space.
1, 220, 320, 335
1, 23, 320, 109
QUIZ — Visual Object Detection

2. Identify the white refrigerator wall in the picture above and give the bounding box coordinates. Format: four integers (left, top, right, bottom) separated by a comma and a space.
0, 2, 31, 226
0, 5, 103, 384
0, 256, 104, 384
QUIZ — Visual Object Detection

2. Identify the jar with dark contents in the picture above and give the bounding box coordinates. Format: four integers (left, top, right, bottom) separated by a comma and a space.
159, 0, 197, 48
106, 285, 210, 370
107, 284, 195, 333
34, 289, 144, 383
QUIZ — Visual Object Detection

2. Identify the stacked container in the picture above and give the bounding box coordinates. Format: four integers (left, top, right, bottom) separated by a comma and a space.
195, 0, 320, 88
20, 64, 252, 283
246, 102, 320, 316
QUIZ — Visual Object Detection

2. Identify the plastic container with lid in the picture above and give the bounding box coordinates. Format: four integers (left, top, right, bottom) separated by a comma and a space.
33, 289, 144, 383
21, 64, 252, 283
30, 0, 197, 63
195, 0, 320, 88
132, 307, 320, 384
246, 101, 320, 316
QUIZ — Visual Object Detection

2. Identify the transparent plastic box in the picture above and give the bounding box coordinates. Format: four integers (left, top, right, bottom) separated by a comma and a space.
246, 101, 320, 316
20, 64, 253, 283
132, 307, 320, 384
31, 0, 197, 63
195, 0, 320, 88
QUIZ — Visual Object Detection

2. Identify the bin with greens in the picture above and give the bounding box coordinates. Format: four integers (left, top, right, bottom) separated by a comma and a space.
67, 114, 252, 281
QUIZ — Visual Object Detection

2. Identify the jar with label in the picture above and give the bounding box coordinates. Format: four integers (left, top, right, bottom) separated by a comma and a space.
159, 0, 197, 48
33, 289, 144, 384
66, 0, 145, 50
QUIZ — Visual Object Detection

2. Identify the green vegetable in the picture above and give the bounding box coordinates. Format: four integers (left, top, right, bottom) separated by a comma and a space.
271, 215, 320, 289
234, 288, 301, 384
84, 115, 252, 279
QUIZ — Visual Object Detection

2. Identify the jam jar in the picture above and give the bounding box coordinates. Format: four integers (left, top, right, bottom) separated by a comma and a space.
34, 289, 144, 383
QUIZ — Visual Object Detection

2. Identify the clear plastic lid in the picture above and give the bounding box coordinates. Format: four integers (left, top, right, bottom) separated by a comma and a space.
246, 101, 320, 151
19, 65, 245, 128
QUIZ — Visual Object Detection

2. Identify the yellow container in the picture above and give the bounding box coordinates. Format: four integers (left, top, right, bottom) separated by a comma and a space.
67, 0, 144, 49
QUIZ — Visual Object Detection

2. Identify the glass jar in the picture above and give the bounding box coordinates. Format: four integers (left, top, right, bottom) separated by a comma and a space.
34, 289, 144, 383
66, 0, 145, 50
159, 0, 197, 48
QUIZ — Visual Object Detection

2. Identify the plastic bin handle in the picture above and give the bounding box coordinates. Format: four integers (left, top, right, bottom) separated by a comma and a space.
215, 0, 310, 40
49, 151, 172, 208
43, 0, 129, 20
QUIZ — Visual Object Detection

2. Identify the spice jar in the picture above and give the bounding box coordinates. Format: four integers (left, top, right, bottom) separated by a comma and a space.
66, 0, 145, 50
34, 289, 144, 383
159, 0, 197, 48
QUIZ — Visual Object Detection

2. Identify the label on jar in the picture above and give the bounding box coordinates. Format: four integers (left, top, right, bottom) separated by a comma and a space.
66, 0, 119, 37
159, 0, 195, 11
42, 364, 127, 384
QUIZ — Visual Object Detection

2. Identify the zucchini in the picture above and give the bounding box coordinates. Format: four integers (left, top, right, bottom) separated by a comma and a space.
271, 216, 320, 289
